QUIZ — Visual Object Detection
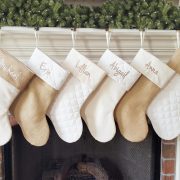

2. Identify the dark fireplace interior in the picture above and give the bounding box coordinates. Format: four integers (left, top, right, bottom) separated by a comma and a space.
4, 117, 161, 180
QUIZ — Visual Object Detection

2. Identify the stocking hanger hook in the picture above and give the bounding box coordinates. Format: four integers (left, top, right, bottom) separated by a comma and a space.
34, 27, 39, 48
71, 28, 76, 48
176, 30, 179, 49
106, 28, 111, 49
140, 30, 145, 48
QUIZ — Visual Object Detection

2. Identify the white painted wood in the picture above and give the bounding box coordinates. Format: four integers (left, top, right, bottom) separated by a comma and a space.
0, 27, 178, 65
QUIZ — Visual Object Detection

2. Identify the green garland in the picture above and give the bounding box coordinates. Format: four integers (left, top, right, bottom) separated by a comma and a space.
0, 0, 179, 29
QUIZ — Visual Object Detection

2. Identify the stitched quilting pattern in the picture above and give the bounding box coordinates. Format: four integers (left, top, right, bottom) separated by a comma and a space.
147, 74, 180, 140
49, 75, 91, 143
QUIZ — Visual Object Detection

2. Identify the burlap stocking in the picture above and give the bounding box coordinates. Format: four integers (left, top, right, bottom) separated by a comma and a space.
11, 48, 68, 146
115, 48, 175, 142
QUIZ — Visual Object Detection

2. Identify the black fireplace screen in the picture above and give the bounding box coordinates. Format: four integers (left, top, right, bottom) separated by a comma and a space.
4, 117, 161, 180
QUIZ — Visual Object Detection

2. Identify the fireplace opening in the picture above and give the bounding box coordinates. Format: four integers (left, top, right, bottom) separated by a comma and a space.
4, 117, 161, 180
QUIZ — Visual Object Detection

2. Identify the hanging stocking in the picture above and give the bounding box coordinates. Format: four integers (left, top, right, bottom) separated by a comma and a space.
115, 48, 175, 142
0, 49, 33, 146
81, 49, 140, 142
48, 48, 105, 143
10, 48, 69, 146
147, 49, 180, 140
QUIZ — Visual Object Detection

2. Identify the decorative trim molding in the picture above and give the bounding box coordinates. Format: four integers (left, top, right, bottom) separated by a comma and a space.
0, 27, 178, 64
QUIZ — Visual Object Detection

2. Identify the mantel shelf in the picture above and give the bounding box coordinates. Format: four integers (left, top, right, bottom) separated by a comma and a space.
0, 27, 179, 64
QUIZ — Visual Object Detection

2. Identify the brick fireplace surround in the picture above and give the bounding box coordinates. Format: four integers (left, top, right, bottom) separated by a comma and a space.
161, 139, 177, 180
0, 139, 177, 180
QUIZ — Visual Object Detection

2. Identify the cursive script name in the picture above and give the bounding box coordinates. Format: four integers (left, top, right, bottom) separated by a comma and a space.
76, 63, 90, 78
145, 62, 158, 75
0, 58, 22, 81
40, 62, 51, 76
110, 61, 130, 79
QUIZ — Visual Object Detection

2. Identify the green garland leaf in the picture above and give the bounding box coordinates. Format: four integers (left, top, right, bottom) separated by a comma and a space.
0, 0, 179, 29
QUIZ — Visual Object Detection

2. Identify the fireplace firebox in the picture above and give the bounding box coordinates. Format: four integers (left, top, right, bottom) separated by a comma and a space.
3, 117, 161, 180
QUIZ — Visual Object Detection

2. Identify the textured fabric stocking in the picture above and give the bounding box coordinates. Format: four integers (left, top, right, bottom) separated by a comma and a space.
48, 48, 105, 143
11, 76, 58, 146
115, 48, 175, 142
147, 49, 180, 140
11, 48, 68, 146
0, 49, 33, 146
81, 49, 140, 142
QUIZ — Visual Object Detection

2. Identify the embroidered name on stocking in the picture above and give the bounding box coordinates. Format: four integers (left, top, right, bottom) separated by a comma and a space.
145, 62, 158, 75
40, 62, 51, 77
0, 58, 22, 81
131, 48, 175, 88
76, 63, 90, 79
28, 48, 69, 90
110, 61, 130, 78
98, 49, 141, 90
63, 48, 105, 89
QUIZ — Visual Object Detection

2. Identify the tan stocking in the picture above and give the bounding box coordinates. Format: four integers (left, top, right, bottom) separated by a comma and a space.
10, 76, 58, 146
115, 49, 175, 142
10, 48, 69, 146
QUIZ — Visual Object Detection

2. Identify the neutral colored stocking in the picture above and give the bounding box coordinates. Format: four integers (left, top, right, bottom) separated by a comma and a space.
0, 49, 33, 146
115, 48, 175, 142
11, 48, 68, 146
147, 49, 180, 140
11, 76, 58, 146
81, 49, 140, 142
48, 48, 105, 143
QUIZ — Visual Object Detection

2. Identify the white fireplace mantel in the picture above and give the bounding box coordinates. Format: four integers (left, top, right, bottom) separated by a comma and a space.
0, 27, 178, 64
0, 26, 179, 179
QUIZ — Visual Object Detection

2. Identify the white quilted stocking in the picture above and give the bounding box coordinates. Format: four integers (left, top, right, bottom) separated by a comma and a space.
115, 49, 175, 142
147, 49, 180, 140
48, 48, 105, 143
81, 49, 141, 142
0, 77, 19, 145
